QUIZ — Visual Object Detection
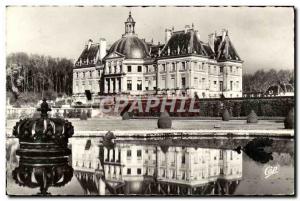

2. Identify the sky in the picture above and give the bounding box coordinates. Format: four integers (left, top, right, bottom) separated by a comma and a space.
6, 6, 294, 74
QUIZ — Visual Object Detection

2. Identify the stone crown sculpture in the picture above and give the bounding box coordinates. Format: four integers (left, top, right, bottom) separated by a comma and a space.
12, 99, 74, 195
13, 99, 74, 144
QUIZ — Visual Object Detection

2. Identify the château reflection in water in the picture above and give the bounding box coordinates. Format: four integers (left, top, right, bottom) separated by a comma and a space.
72, 138, 243, 195
7, 137, 294, 196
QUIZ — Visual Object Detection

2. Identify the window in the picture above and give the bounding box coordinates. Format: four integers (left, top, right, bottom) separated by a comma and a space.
220, 67, 223, 73
83, 72, 86, 78
127, 150, 131, 157
220, 150, 223, 160
219, 81, 223, 91
230, 81, 233, 90
181, 62, 186, 70
109, 66, 112, 74
172, 63, 176, 71
89, 71, 92, 77
182, 154, 186, 164
82, 81, 85, 86
230, 66, 233, 73
137, 168, 142, 175
127, 80, 132, 90
137, 80, 142, 91
214, 66, 216, 72
236, 81, 239, 89
161, 76, 166, 89
127, 168, 131, 175
171, 77, 175, 89
145, 65, 148, 73
162, 64, 166, 71
194, 78, 198, 87
208, 66, 211, 73
181, 77, 186, 88
76, 72, 79, 78
138, 66, 142, 72
214, 81, 217, 86
127, 65, 132, 72
137, 150, 142, 157
230, 151, 233, 160
97, 70, 101, 77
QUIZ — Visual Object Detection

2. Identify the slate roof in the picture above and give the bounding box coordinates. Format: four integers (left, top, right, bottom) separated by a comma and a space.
75, 44, 101, 67
214, 34, 242, 62
160, 30, 209, 57
157, 29, 242, 62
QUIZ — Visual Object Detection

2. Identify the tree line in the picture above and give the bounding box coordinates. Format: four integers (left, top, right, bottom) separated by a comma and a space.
6, 52, 73, 104
6, 52, 294, 105
243, 69, 294, 93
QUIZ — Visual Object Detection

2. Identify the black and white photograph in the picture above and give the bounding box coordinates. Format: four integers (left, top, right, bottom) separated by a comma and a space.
5, 5, 295, 196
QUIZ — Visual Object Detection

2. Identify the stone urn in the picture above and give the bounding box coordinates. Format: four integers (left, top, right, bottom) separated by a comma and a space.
12, 99, 74, 195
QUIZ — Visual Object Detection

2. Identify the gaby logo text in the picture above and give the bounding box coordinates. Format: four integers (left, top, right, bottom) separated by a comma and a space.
264, 164, 279, 179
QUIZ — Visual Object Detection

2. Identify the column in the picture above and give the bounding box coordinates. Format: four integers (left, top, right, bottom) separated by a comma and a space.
121, 77, 126, 92
109, 149, 113, 161
166, 63, 169, 89
105, 78, 109, 93
115, 147, 119, 162
104, 147, 108, 161
115, 78, 119, 93
175, 62, 179, 89
109, 78, 113, 93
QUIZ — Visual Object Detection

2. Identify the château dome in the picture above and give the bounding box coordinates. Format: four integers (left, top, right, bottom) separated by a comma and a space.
107, 35, 150, 59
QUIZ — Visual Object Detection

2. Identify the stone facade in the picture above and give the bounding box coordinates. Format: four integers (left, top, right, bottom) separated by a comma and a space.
73, 12, 243, 103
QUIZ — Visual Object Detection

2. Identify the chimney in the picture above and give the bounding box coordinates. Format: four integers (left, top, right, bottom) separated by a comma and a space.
208, 33, 216, 53
87, 39, 93, 50
184, 25, 190, 33
99, 38, 107, 61
221, 29, 227, 42
165, 28, 172, 43
195, 30, 201, 41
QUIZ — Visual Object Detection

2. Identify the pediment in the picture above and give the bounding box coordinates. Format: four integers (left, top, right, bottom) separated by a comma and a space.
104, 51, 125, 59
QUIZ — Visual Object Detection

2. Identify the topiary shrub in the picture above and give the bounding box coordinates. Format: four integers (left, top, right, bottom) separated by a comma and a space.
157, 112, 172, 129
80, 110, 88, 120
247, 110, 258, 124
222, 109, 231, 121
284, 108, 294, 129
122, 112, 130, 120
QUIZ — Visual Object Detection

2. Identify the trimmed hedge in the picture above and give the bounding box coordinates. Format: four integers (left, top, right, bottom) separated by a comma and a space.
222, 109, 231, 121
157, 112, 172, 129
199, 97, 294, 117
284, 108, 294, 129
247, 110, 258, 124
61, 109, 92, 118
124, 96, 294, 118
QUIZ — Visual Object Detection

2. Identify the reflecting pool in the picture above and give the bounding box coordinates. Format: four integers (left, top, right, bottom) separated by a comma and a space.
6, 136, 294, 196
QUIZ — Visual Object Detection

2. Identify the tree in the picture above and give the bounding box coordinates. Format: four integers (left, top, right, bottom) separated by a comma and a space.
6, 52, 74, 106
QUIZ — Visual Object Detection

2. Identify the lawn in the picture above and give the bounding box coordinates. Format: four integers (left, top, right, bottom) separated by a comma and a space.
6, 118, 286, 134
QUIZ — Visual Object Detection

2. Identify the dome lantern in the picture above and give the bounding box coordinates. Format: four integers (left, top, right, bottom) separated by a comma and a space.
124, 11, 136, 35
